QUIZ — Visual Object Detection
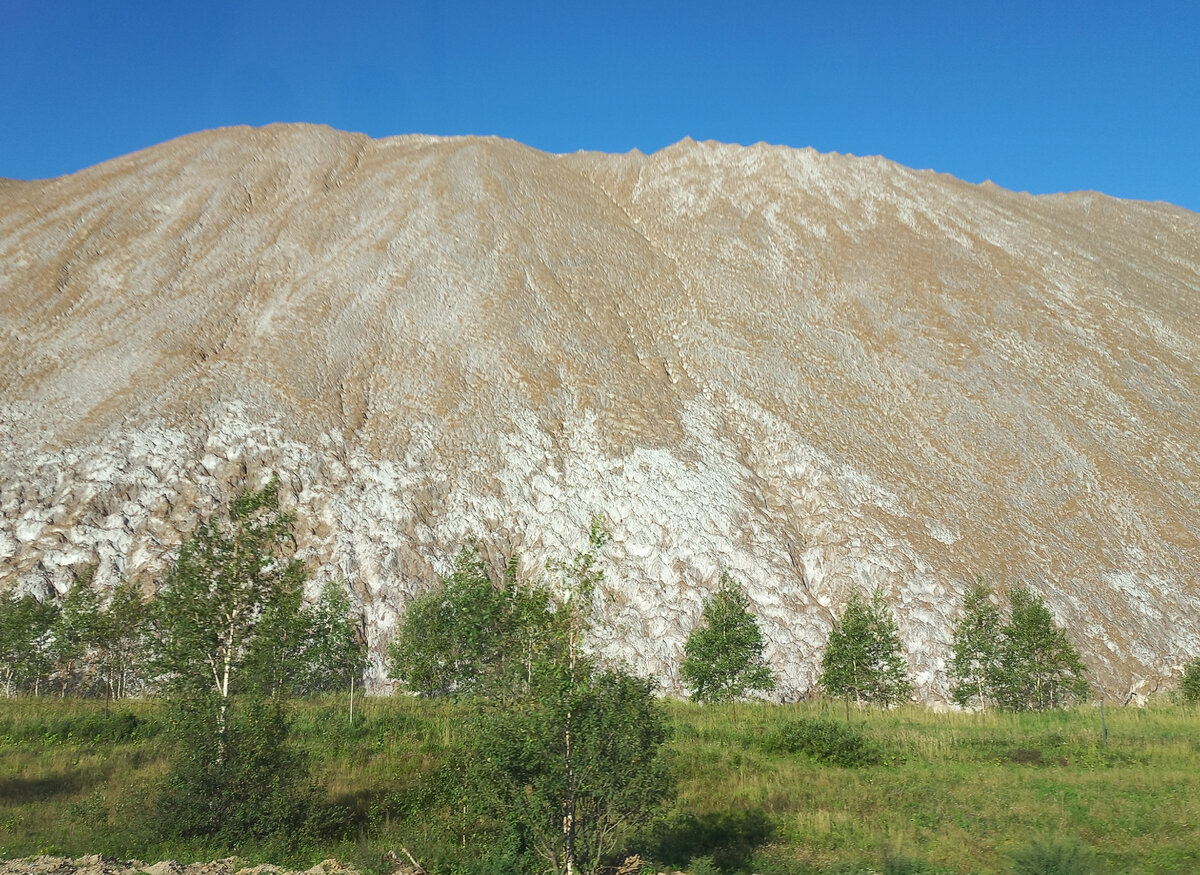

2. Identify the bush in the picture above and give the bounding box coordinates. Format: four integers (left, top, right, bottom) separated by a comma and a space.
156, 698, 327, 847
688, 855, 722, 875
1009, 837, 1102, 874
1180, 657, 1200, 704
762, 718, 883, 767
466, 662, 675, 875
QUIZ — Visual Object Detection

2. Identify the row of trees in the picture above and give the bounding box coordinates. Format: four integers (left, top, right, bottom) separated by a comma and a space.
1, 473, 1194, 873
0, 531, 1115, 716
949, 582, 1090, 710
659, 572, 1090, 713
379, 536, 1102, 872
3, 478, 368, 847
0, 494, 365, 703
0, 570, 147, 699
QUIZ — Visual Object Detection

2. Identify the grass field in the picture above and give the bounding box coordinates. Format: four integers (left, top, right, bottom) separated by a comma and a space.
2, 696, 1197, 873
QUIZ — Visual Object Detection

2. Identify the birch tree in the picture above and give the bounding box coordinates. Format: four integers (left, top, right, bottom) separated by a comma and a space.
462, 519, 674, 875
0, 591, 59, 696
94, 578, 150, 700
948, 581, 1003, 709
819, 590, 911, 707
993, 585, 1089, 711
680, 571, 776, 703
152, 475, 319, 843
153, 475, 305, 755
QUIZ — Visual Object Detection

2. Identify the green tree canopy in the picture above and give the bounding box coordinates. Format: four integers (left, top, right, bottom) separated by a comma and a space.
1180, 657, 1200, 704
819, 590, 911, 707
993, 585, 1089, 711
152, 475, 317, 843
468, 658, 673, 875
680, 571, 776, 703
948, 581, 1003, 709
49, 567, 103, 697
298, 578, 367, 696
94, 577, 150, 700
1, 590, 59, 696
388, 544, 557, 700
449, 520, 674, 875
153, 474, 307, 705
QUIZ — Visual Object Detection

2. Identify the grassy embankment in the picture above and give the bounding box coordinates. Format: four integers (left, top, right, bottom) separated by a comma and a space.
1, 696, 1197, 873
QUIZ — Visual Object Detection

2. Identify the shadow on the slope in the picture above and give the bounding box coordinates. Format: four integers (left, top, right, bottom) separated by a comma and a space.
642, 808, 775, 872
0, 766, 104, 803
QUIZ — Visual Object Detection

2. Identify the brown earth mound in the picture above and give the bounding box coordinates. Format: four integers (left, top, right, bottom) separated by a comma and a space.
2, 124, 1198, 700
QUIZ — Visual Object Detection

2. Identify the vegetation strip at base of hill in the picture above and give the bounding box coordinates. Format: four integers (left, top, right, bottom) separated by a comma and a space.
3, 696, 1200, 873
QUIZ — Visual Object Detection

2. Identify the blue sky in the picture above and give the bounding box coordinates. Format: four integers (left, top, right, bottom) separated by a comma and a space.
3, 1, 1198, 212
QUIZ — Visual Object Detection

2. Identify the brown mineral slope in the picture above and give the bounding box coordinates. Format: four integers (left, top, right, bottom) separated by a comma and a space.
2, 124, 1198, 701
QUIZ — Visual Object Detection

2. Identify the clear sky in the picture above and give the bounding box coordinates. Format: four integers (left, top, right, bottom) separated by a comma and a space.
3, 0, 1198, 212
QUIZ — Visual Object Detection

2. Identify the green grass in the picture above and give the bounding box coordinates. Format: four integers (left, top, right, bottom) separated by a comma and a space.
2, 696, 1198, 873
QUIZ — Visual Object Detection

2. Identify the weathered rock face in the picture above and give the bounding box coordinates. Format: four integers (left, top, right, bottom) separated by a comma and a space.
2, 124, 1198, 701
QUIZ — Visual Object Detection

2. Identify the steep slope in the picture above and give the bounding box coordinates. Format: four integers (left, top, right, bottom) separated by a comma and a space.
2, 124, 1198, 700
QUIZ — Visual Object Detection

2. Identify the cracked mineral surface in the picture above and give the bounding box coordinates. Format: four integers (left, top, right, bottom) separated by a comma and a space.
1, 124, 1198, 701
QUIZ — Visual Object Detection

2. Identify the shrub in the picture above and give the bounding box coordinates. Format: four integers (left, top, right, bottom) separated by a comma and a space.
1180, 656, 1200, 704
1009, 837, 1102, 874
688, 855, 722, 875
156, 697, 325, 846
762, 718, 883, 767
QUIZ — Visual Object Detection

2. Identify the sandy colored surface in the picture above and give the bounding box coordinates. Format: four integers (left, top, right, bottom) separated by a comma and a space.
1, 124, 1197, 700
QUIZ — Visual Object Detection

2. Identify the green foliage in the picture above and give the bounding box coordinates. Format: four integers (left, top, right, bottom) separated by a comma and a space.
153, 475, 307, 700
388, 544, 558, 699
151, 476, 320, 845
993, 586, 1089, 711
241, 565, 310, 698
297, 578, 367, 695
409, 521, 674, 875
1179, 656, 1200, 704
948, 584, 1089, 712
1008, 837, 1102, 874
819, 590, 911, 707
93, 578, 151, 699
680, 572, 775, 704
762, 717, 883, 767
0, 590, 59, 696
466, 660, 675, 875
49, 568, 103, 696
948, 581, 1002, 709
687, 855, 722, 875
156, 696, 324, 847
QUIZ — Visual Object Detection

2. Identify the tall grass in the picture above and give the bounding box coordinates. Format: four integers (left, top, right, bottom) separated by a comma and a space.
2, 696, 1198, 873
